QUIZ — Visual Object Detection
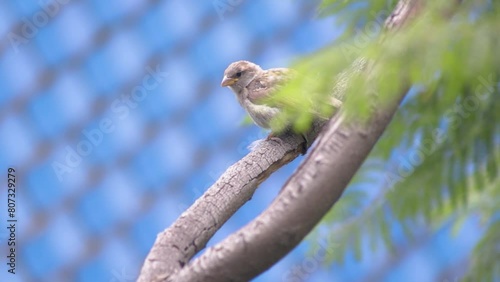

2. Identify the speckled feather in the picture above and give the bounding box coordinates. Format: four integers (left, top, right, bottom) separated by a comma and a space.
247, 68, 295, 104
221, 60, 340, 130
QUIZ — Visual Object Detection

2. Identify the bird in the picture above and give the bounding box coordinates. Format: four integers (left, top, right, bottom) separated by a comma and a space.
220, 60, 291, 130
221, 60, 342, 149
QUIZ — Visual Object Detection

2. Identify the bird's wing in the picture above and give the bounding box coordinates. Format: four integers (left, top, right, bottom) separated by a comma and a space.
246, 68, 295, 105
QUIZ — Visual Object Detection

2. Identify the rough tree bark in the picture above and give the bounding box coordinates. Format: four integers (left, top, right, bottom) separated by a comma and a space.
138, 0, 423, 281
137, 126, 322, 282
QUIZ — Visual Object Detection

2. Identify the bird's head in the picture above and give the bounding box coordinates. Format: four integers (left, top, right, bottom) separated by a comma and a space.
221, 60, 262, 93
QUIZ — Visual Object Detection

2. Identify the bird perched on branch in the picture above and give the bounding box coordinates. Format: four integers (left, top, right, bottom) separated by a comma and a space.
221, 60, 342, 148
221, 60, 292, 130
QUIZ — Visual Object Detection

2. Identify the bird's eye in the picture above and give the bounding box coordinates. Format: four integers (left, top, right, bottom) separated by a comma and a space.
235, 72, 242, 78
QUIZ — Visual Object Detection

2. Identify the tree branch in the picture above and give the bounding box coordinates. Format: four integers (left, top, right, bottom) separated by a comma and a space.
138, 0, 423, 281
168, 92, 407, 282
137, 121, 325, 282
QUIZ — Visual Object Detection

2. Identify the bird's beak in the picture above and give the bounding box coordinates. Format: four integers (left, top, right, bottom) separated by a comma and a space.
221, 76, 237, 87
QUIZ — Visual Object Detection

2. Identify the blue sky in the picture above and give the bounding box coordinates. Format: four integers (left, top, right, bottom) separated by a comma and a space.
0, 1, 480, 281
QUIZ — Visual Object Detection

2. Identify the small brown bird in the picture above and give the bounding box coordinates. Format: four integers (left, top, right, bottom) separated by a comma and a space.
221, 60, 343, 151
221, 60, 292, 130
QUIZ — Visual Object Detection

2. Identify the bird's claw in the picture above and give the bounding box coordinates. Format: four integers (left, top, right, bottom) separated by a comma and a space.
266, 133, 309, 155
266, 134, 284, 145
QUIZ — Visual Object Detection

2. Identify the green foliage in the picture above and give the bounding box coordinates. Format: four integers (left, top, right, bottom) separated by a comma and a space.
318, 0, 395, 41
463, 219, 500, 282
289, 0, 500, 280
